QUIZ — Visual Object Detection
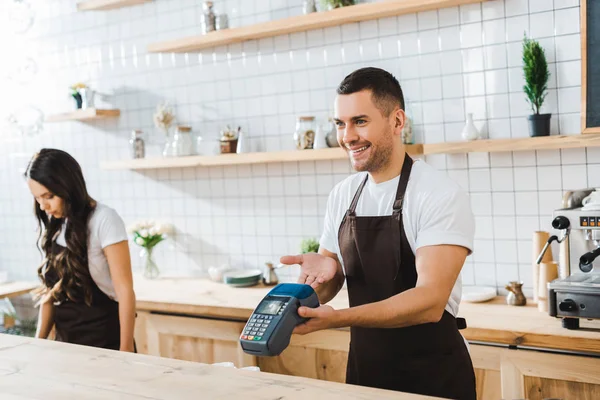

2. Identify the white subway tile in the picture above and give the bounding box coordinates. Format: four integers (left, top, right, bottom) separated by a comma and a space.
482, 1, 505, 20
359, 19, 379, 40
484, 44, 508, 70
443, 99, 466, 123
561, 148, 586, 165
440, 50, 463, 75
530, 11, 554, 39
555, 34, 581, 62
505, 15, 530, 42
462, 47, 485, 72
485, 69, 509, 94
419, 53, 442, 77
505, 0, 529, 17
460, 3, 482, 23
496, 262, 519, 283
557, 60, 581, 88
424, 123, 445, 143
483, 19, 506, 45
464, 72, 486, 96
378, 16, 398, 36
439, 7, 460, 27
475, 216, 494, 239
538, 190, 564, 217
460, 22, 483, 48
418, 10, 439, 30
515, 192, 539, 215
487, 94, 511, 119
421, 77, 443, 100
589, 165, 600, 187
530, 0, 554, 13
537, 166, 562, 190
493, 216, 517, 239
470, 192, 493, 215
514, 166, 538, 191
464, 95, 487, 120
440, 26, 461, 51
469, 169, 492, 192
558, 86, 581, 114
491, 167, 515, 191
473, 240, 496, 262
474, 262, 497, 284
397, 33, 419, 57
554, 0, 580, 9
398, 13, 418, 33
422, 100, 445, 124
559, 113, 582, 135
555, 7, 580, 36
562, 165, 588, 190
516, 219, 541, 246
493, 192, 516, 215
536, 150, 561, 165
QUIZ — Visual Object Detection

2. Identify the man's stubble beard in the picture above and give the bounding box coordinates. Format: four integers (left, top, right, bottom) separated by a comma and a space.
352, 126, 394, 174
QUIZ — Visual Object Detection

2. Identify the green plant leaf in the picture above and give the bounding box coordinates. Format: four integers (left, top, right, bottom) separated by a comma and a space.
522, 36, 550, 115
301, 238, 320, 254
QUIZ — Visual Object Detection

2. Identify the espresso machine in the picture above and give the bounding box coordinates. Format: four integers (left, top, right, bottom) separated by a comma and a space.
537, 189, 600, 330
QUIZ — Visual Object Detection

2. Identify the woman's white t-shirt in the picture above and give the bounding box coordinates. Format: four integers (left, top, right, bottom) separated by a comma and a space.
55, 203, 129, 301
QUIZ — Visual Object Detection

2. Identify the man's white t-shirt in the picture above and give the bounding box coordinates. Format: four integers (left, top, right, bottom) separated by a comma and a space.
319, 159, 475, 317
56, 203, 129, 301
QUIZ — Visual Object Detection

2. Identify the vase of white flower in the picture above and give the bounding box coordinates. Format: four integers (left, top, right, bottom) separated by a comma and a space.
128, 220, 174, 279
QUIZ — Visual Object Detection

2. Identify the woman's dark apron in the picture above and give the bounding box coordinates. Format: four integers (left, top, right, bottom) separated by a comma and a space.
338, 153, 476, 399
44, 242, 121, 350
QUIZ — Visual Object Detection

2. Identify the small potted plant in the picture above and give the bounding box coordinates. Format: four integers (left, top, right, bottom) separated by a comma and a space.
70, 83, 86, 109
127, 220, 174, 279
522, 36, 551, 137
70, 83, 94, 110
319, 0, 355, 10
300, 237, 320, 254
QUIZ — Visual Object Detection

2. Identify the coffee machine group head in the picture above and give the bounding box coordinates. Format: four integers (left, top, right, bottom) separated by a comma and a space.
544, 189, 600, 330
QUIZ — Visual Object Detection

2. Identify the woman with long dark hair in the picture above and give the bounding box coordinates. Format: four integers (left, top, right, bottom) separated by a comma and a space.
25, 148, 136, 352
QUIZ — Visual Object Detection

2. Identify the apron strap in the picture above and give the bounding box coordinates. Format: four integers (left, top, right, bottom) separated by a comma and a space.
348, 174, 369, 214
393, 153, 413, 213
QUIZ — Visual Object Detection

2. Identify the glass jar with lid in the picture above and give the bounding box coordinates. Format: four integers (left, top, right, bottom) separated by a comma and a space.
294, 116, 316, 150
168, 125, 194, 156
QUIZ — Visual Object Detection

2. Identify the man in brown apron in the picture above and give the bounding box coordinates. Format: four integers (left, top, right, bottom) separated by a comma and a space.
281, 67, 476, 399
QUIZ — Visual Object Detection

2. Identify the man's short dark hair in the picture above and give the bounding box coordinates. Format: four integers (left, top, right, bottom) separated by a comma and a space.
336, 67, 405, 115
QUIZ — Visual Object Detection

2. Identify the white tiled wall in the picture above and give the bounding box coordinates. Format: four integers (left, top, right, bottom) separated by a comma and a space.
0, 0, 593, 297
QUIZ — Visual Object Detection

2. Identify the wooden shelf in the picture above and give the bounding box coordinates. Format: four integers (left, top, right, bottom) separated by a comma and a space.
100, 145, 424, 170
148, 0, 488, 53
100, 134, 600, 170
423, 134, 600, 154
77, 0, 152, 11
46, 108, 120, 123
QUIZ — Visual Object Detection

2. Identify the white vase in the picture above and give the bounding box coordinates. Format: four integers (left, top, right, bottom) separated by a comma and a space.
461, 113, 479, 141
236, 130, 247, 154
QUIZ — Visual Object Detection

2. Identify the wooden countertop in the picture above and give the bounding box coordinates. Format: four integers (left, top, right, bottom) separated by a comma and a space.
0, 281, 38, 300
134, 278, 600, 355
0, 334, 434, 399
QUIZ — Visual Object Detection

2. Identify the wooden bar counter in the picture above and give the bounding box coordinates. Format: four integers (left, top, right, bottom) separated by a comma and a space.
132, 278, 600, 400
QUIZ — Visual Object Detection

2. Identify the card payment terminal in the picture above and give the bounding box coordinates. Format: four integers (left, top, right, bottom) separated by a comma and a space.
239, 283, 319, 356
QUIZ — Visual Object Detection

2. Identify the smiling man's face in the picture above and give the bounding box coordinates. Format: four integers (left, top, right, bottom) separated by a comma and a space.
334, 89, 399, 173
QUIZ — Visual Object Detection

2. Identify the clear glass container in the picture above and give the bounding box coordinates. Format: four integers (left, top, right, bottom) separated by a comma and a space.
172, 125, 194, 156
294, 116, 316, 150
129, 129, 145, 159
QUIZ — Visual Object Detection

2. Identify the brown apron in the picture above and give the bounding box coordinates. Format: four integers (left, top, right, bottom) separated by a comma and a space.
44, 242, 122, 351
338, 153, 476, 399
